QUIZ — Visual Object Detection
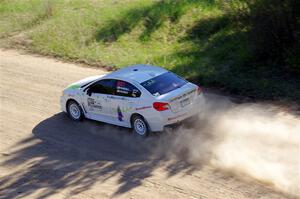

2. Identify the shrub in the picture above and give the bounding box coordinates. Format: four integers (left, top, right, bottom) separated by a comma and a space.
219, 0, 300, 72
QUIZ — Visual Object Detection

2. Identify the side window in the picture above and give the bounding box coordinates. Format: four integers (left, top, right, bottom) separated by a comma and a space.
89, 79, 116, 95
115, 80, 141, 98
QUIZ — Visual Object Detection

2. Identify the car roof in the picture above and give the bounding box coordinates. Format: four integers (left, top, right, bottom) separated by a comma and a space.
104, 64, 168, 83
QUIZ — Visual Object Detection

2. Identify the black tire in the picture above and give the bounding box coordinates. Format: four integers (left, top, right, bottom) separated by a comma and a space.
132, 115, 149, 137
67, 100, 84, 121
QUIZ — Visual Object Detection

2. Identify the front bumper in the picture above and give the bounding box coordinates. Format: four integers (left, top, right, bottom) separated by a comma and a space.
60, 95, 67, 113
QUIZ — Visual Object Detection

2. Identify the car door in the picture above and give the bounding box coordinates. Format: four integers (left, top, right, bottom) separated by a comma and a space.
83, 79, 115, 118
109, 80, 141, 125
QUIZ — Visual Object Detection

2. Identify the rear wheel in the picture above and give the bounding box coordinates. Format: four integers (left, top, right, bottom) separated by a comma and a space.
67, 100, 83, 121
132, 115, 149, 137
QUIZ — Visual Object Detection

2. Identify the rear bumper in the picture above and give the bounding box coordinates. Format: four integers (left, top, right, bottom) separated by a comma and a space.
147, 93, 205, 132
166, 92, 205, 125
149, 110, 199, 132
164, 106, 200, 126
164, 114, 198, 130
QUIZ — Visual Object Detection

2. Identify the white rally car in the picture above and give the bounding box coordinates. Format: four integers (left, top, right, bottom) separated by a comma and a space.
60, 64, 205, 136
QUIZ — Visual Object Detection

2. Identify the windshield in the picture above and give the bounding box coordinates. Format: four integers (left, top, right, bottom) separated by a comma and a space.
141, 72, 187, 96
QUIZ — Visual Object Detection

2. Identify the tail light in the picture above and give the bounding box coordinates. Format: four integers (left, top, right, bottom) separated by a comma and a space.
153, 102, 169, 111
197, 86, 202, 95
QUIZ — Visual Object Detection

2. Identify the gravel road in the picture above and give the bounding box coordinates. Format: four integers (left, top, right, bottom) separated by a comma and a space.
0, 49, 298, 199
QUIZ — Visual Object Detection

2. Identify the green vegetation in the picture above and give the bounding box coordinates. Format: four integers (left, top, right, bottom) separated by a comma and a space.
0, 0, 299, 102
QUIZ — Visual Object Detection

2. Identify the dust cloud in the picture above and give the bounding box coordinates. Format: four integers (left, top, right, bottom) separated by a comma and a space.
84, 93, 299, 196
154, 94, 300, 196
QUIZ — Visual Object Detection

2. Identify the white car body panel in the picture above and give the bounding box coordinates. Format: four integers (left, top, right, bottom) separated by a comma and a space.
60, 64, 205, 132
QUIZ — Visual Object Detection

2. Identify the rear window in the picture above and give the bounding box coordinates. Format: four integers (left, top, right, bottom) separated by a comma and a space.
141, 72, 187, 96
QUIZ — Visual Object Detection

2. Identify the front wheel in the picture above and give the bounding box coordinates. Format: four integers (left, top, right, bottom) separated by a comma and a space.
132, 116, 149, 137
67, 100, 83, 121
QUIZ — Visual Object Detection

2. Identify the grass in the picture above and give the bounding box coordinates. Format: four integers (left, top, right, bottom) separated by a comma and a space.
0, 0, 299, 102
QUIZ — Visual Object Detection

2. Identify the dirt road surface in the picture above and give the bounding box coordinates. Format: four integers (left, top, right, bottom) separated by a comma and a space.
0, 49, 298, 199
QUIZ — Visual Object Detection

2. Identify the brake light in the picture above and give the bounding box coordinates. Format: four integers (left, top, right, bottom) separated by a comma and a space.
197, 86, 202, 95
153, 102, 169, 111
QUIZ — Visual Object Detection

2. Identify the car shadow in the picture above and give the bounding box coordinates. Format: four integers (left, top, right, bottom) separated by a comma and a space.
0, 112, 212, 199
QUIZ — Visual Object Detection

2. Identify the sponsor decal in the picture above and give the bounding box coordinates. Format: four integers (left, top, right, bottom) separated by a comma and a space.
107, 95, 127, 100
68, 84, 80, 89
87, 98, 102, 110
132, 89, 139, 97
112, 106, 132, 113
136, 106, 152, 111
117, 106, 124, 121
117, 80, 126, 87
117, 89, 129, 94
116, 80, 129, 95
170, 89, 196, 102
142, 79, 155, 87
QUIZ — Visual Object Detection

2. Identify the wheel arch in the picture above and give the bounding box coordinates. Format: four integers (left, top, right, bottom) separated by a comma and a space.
130, 113, 150, 131
66, 98, 81, 112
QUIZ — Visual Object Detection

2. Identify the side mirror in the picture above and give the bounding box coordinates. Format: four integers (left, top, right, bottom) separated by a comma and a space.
86, 88, 92, 96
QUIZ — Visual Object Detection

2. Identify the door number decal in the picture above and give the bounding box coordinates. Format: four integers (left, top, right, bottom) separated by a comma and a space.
87, 98, 102, 110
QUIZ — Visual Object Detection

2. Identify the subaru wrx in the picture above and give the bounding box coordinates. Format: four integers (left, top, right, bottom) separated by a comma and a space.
60, 64, 205, 136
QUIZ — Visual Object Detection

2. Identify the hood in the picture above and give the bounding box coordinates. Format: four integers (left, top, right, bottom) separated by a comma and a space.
66, 75, 105, 89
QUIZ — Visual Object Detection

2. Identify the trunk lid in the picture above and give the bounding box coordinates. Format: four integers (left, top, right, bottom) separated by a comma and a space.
156, 83, 197, 113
